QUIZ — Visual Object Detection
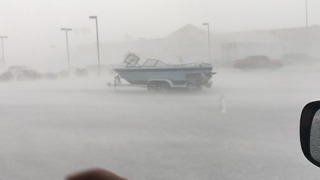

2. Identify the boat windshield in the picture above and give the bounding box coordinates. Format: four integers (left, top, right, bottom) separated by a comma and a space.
124, 54, 140, 67
143, 59, 167, 67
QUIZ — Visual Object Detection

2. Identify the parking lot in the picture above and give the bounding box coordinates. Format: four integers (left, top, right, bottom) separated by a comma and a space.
1, 66, 320, 180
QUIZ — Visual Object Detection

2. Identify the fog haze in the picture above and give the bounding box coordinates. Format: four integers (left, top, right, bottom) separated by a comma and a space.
1, 0, 320, 69
1, 65, 320, 179
1, 1, 320, 179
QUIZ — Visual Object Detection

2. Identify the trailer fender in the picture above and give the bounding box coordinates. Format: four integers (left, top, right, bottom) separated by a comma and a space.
147, 79, 173, 92
147, 79, 173, 87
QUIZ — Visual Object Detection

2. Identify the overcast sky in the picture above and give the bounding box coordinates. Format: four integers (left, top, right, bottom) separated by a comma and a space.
0, 0, 319, 69
0, 0, 319, 42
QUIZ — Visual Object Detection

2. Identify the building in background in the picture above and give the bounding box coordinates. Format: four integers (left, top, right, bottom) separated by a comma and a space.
74, 24, 320, 67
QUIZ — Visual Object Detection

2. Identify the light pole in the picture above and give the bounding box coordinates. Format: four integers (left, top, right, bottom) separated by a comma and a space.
89, 15, 101, 75
61, 28, 72, 70
202, 23, 211, 62
305, 0, 309, 43
0, 36, 8, 66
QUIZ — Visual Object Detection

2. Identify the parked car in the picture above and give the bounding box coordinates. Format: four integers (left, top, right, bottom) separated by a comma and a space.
59, 70, 69, 78
75, 68, 89, 77
1, 66, 41, 81
234, 55, 283, 70
42, 72, 60, 80
0, 71, 14, 81
16, 69, 41, 80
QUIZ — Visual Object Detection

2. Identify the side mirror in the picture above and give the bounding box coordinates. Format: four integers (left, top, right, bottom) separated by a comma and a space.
300, 101, 320, 167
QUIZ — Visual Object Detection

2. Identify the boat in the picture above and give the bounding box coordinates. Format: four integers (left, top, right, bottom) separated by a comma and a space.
112, 54, 215, 91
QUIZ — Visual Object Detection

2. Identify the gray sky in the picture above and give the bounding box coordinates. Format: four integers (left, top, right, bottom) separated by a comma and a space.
1, 0, 319, 41
0, 0, 319, 69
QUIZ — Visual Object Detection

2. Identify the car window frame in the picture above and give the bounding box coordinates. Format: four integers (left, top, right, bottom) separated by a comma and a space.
300, 101, 320, 167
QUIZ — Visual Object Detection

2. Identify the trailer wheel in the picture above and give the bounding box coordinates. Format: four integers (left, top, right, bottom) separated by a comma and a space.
147, 82, 158, 92
158, 82, 171, 93
187, 83, 202, 91
147, 81, 171, 93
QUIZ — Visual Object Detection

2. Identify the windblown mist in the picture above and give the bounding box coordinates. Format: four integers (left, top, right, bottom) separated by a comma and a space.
1, 0, 320, 179
0, 64, 320, 180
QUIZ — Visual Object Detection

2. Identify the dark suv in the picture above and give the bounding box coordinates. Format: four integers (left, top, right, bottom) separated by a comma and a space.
234, 55, 283, 70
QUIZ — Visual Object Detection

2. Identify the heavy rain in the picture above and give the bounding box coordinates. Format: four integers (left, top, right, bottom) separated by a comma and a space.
1, 0, 320, 179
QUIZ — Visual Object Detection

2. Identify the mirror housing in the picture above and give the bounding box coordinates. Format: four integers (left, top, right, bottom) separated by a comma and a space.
300, 101, 320, 167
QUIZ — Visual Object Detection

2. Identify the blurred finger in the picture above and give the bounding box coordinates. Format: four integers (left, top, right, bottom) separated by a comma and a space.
66, 168, 127, 180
